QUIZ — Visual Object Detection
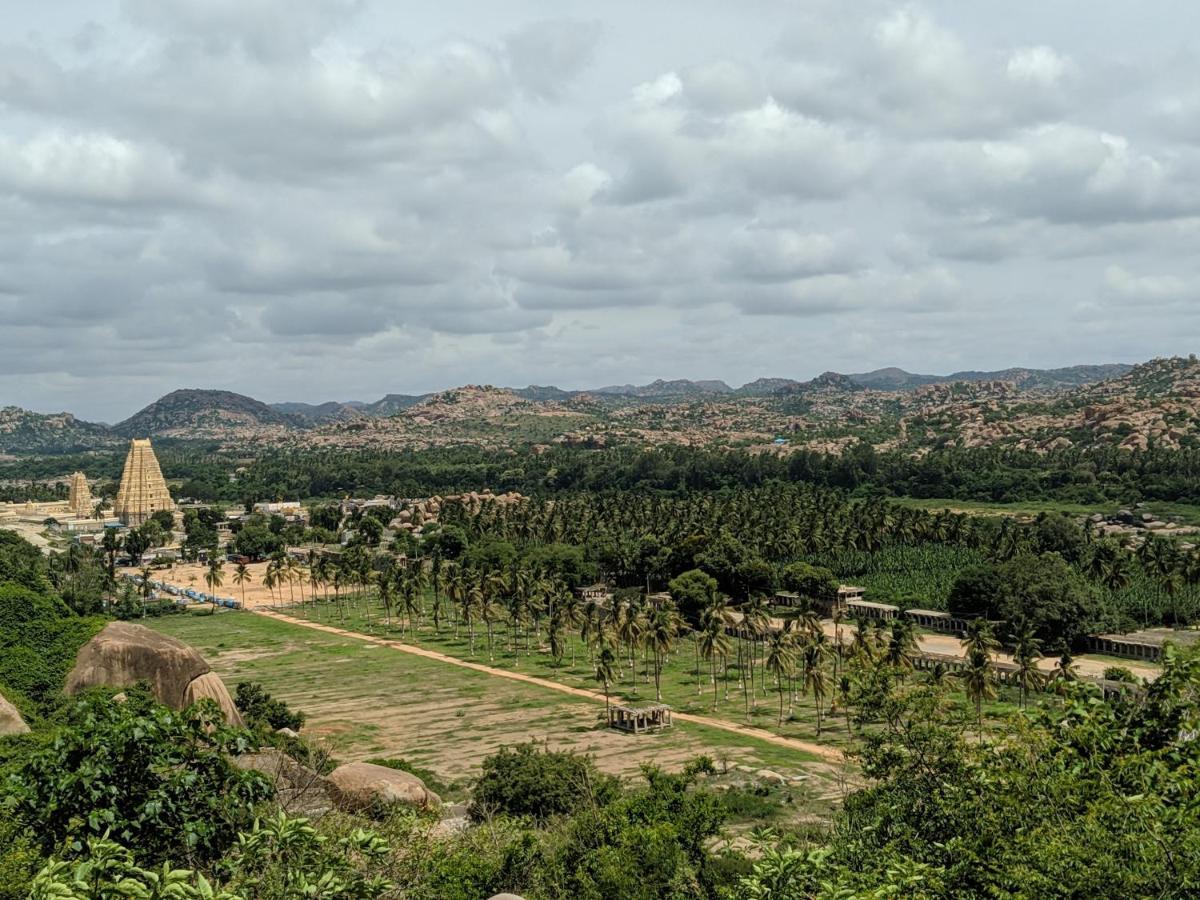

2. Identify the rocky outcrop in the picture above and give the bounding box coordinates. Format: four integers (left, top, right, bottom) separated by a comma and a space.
232, 749, 336, 818
327, 762, 441, 813
65, 621, 242, 725
181, 672, 244, 726
0, 689, 29, 736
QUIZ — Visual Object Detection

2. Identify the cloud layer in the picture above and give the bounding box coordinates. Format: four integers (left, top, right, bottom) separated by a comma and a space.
1, 1, 1198, 419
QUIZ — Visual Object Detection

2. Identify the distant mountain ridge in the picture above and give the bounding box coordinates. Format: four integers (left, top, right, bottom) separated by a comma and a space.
0, 360, 1154, 453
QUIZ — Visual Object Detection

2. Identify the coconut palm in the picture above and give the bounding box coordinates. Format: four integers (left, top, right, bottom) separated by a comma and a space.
765, 627, 797, 726
1010, 621, 1045, 709
958, 648, 995, 740
204, 557, 224, 616
803, 642, 830, 735
644, 604, 680, 702
232, 563, 251, 609
698, 608, 733, 710
595, 638, 617, 720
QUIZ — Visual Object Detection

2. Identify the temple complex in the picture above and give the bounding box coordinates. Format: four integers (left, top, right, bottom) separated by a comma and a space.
113, 438, 174, 526
68, 472, 93, 518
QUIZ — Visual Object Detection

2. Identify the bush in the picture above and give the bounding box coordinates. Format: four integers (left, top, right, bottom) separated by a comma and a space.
0, 581, 105, 713
235, 681, 305, 732
469, 743, 619, 824
1103, 666, 1140, 684
5, 691, 272, 866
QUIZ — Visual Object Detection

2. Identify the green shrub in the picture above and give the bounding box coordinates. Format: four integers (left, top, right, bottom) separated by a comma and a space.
0, 581, 105, 713
5, 691, 272, 866
235, 680, 305, 732
469, 743, 619, 824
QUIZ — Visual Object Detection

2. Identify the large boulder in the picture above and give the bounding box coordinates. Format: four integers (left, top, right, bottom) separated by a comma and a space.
232, 749, 336, 818
0, 689, 29, 736
327, 762, 441, 813
65, 622, 241, 725
182, 672, 244, 727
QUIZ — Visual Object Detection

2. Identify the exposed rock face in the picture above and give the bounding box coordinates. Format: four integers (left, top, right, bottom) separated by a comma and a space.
182, 672, 244, 726
232, 749, 336, 818
0, 689, 29, 736
327, 762, 442, 812
65, 622, 241, 725
113, 438, 174, 527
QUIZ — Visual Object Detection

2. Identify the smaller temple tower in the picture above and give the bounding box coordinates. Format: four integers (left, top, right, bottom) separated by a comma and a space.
67, 472, 93, 518
113, 439, 174, 527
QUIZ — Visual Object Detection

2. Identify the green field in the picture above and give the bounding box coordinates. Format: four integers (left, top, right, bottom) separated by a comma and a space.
893, 496, 1200, 526
148, 611, 840, 798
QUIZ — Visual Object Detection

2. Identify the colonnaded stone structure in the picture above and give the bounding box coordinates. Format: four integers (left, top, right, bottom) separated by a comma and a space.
68, 471, 93, 518
113, 438, 174, 526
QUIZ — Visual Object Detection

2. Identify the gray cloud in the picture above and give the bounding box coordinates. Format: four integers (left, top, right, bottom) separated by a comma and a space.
1, 1, 1199, 419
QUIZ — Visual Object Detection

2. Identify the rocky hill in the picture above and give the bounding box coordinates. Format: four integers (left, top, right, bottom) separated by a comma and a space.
0, 358, 1190, 456
114, 390, 295, 439
270, 401, 365, 425
0, 407, 116, 454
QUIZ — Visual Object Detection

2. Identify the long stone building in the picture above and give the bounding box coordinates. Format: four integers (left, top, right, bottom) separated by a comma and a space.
113, 439, 174, 527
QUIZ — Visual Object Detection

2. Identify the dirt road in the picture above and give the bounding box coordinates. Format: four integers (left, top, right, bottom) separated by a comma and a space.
251, 608, 845, 763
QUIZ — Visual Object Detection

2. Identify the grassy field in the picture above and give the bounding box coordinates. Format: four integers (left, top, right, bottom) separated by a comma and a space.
893, 496, 1200, 526
263, 596, 1053, 751
148, 611, 847, 805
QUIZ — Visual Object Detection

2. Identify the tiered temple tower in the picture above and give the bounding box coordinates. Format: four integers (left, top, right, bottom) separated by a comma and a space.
113, 439, 174, 527
67, 472, 93, 518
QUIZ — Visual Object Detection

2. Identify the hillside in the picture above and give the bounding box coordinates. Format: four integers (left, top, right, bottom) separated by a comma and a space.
269, 400, 364, 425
114, 389, 295, 439
0, 407, 116, 454
0, 357, 1188, 455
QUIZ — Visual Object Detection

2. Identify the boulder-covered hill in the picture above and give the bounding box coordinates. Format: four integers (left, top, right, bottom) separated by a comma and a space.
114, 389, 296, 439
0, 406, 117, 453
269, 400, 365, 425
848, 363, 1132, 392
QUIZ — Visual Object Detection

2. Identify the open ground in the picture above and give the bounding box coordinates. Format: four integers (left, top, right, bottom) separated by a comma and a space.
149, 611, 850, 806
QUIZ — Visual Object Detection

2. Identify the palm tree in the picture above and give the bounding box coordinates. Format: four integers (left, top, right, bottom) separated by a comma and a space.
803, 641, 829, 735
595, 638, 617, 721
377, 573, 395, 629
1052, 647, 1079, 692
963, 618, 999, 660
885, 618, 919, 679
645, 604, 679, 702
204, 557, 224, 616
1010, 621, 1044, 709
232, 563, 251, 609
958, 648, 995, 740
698, 608, 733, 710
481, 594, 504, 661
765, 627, 797, 726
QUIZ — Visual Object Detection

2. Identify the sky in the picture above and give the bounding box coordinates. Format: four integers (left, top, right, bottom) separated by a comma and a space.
3, 1, 1200, 421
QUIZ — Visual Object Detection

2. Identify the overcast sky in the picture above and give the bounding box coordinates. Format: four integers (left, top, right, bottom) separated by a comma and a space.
3, 1, 1200, 420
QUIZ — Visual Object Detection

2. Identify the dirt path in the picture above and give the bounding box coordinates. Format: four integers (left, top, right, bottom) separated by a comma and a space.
251, 608, 844, 763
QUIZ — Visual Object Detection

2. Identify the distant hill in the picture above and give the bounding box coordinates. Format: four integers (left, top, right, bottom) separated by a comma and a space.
0, 407, 115, 454
847, 364, 1132, 392
735, 378, 804, 396
360, 393, 428, 417
270, 401, 364, 425
592, 379, 734, 399
512, 385, 578, 402
114, 389, 294, 438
